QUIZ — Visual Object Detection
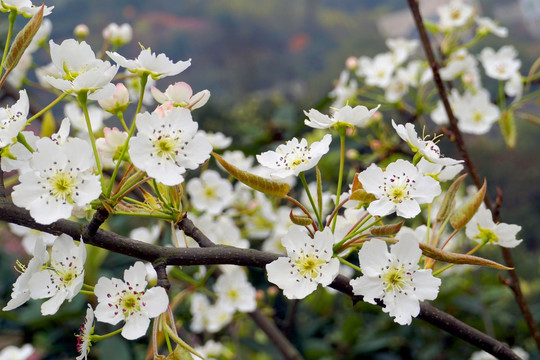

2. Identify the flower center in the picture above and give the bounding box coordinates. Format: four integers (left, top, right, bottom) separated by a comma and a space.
475, 226, 498, 244
382, 265, 412, 293
382, 173, 414, 204
120, 293, 142, 317
203, 185, 217, 198
295, 254, 326, 279
473, 111, 483, 122
49, 171, 76, 202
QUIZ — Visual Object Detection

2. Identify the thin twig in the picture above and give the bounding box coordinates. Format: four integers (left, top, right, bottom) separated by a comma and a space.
406, 0, 540, 352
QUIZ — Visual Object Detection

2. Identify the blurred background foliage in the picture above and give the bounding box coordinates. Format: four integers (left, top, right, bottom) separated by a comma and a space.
1, 0, 540, 359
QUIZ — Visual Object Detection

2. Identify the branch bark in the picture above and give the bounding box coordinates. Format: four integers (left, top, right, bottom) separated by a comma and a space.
0, 199, 521, 359
406, 0, 540, 353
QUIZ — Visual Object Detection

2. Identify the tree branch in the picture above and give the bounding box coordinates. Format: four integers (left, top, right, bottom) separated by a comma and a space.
406, 0, 540, 353
0, 199, 521, 359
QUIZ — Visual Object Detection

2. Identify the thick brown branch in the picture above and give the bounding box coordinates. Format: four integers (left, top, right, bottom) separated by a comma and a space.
0, 199, 520, 359
406, 0, 540, 353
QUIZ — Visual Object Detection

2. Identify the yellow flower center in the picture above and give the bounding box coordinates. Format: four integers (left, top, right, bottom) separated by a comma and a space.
49, 171, 75, 202
295, 254, 326, 279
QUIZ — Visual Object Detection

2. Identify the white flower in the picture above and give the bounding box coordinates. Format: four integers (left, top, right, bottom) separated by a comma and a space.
76, 304, 95, 360
94, 261, 169, 340
199, 131, 232, 150
504, 71, 523, 99
128, 107, 212, 186
98, 83, 130, 113
102, 23, 132, 46
437, 0, 474, 31
479, 46, 521, 81
28, 235, 86, 315
191, 213, 249, 248
240, 192, 277, 239
221, 150, 254, 171
1, 131, 38, 174
122, 70, 156, 106
256, 134, 331, 178
391, 120, 461, 165
350, 237, 441, 325
470, 347, 529, 360
476, 17, 508, 38
64, 102, 110, 135
3, 238, 48, 311
440, 48, 479, 83
187, 170, 233, 215
357, 53, 396, 88
0, 0, 53, 16
0, 90, 29, 148
416, 158, 463, 182
129, 223, 161, 244
386, 38, 419, 65
107, 49, 191, 80
266, 227, 340, 299
95, 127, 128, 168
45, 39, 118, 100
453, 89, 500, 135
0, 344, 34, 360
328, 70, 358, 108
357, 159, 441, 219
465, 207, 522, 248
430, 89, 461, 126
151, 82, 210, 110
8, 223, 56, 255
189, 293, 233, 333
214, 268, 257, 312
304, 104, 380, 129
12, 138, 101, 225
194, 340, 226, 360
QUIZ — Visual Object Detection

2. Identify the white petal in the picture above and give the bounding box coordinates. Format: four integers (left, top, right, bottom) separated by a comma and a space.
140, 287, 169, 318
122, 312, 150, 340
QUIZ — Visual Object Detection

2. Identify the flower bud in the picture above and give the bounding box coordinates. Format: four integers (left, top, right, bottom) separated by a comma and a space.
98, 83, 130, 113
102, 22, 133, 47
188, 89, 211, 110
345, 56, 358, 70
74, 24, 89, 40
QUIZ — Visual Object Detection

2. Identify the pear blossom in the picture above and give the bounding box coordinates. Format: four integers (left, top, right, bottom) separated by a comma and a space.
186, 170, 233, 215
194, 340, 226, 360
98, 83, 130, 113
76, 305, 95, 360
476, 17, 508, 38
266, 227, 340, 299
199, 131, 232, 150
386, 38, 419, 65
1, 131, 39, 174
45, 39, 118, 100
437, 0, 475, 31
0, 0, 53, 16
94, 261, 169, 340
122, 70, 156, 106
416, 158, 463, 182
504, 72, 523, 99
350, 237, 441, 325
439, 48, 479, 84
64, 102, 110, 135
479, 46, 521, 81
470, 347, 529, 360
304, 104, 380, 129
430, 89, 462, 126
0, 344, 34, 360
95, 127, 128, 168
107, 49, 191, 80
221, 150, 254, 171
129, 223, 162, 244
11, 137, 101, 225
28, 235, 86, 315
357, 159, 441, 218
12, 138, 101, 224
465, 207, 522, 248
191, 213, 249, 248
453, 89, 500, 134
328, 70, 358, 108
3, 238, 48, 311
0, 90, 29, 148
240, 192, 278, 240
74, 24, 89, 39
102, 23, 132, 46
357, 53, 396, 88
190, 293, 233, 333
151, 82, 210, 110
8, 223, 56, 255
214, 268, 257, 312
391, 120, 462, 165
256, 134, 331, 179
128, 107, 212, 186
